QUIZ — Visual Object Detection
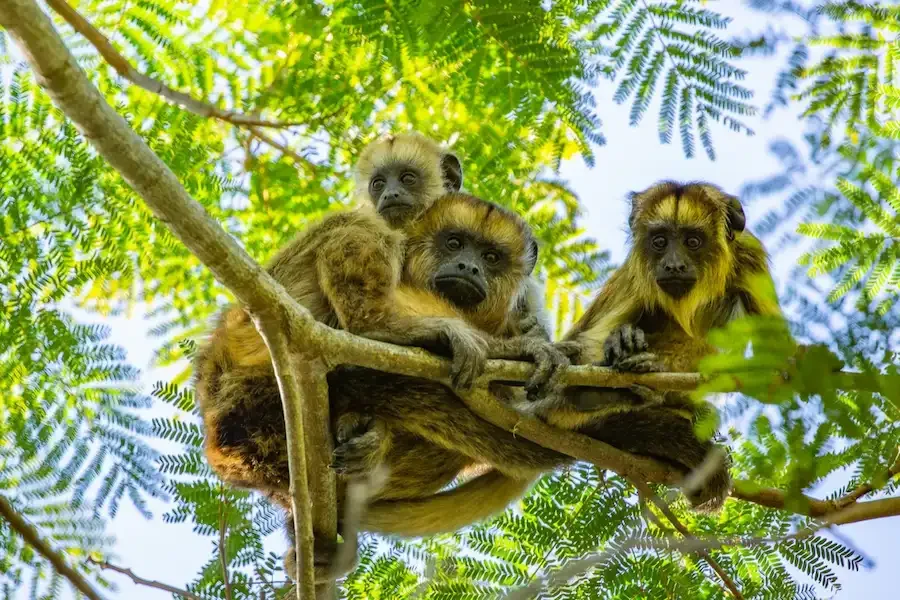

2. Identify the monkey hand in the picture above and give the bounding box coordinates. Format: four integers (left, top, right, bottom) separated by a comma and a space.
434, 320, 489, 389
516, 313, 551, 340
361, 318, 488, 389
486, 337, 574, 400
600, 324, 664, 373
330, 413, 389, 478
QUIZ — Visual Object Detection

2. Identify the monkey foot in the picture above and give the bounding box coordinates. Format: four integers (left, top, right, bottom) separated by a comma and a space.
283, 538, 340, 584
331, 416, 387, 477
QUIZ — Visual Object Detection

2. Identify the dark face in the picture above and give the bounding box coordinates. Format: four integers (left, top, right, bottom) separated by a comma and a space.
645, 225, 711, 298
369, 164, 428, 227
431, 229, 510, 308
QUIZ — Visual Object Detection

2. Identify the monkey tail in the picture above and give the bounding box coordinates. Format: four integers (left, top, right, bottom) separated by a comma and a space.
361, 470, 534, 537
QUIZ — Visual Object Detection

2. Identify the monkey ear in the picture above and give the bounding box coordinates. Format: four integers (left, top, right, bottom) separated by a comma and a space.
525, 239, 539, 276
441, 153, 463, 192
626, 191, 641, 231
724, 194, 746, 239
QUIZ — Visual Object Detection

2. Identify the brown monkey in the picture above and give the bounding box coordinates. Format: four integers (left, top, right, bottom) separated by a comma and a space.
544, 180, 781, 509
353, 181, 783, 538
194, 132, 465, 498
241, 193, 574, 577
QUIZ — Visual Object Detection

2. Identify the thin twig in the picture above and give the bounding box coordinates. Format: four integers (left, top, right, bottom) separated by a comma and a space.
632, 479, 745, 600
248, 127, 318, 174
88, 558, 202, 600
732, 454, 900, 517
506, 493, 896, 600
0, 494, 105, 600
219, 496, 234, 600
44, 0, 306, 128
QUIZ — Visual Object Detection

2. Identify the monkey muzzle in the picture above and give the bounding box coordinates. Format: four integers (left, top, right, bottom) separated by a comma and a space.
656, 276, 696, 299
434, 275, 487, 308
378, 192, 419, 226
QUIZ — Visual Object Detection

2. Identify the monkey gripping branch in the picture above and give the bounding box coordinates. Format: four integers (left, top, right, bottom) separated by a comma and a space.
0, 1, 898, 599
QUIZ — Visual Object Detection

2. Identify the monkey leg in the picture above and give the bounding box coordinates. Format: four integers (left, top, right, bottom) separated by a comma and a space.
579, 406, 731, 511
328, 367, 569, 479
203, 368, 292, 493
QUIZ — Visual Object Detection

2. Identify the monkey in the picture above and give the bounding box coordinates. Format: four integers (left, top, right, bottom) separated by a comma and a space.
344, 180, 783, 539
238, 193, 575, 579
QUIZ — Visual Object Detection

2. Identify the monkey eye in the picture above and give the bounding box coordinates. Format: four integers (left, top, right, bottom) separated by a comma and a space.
685, 236, 703, 250
651, 235, 667, 251
446, 236, 462, 251
482, 251, 500, 265
371, 177, 386, 192
400, 172, 418, 186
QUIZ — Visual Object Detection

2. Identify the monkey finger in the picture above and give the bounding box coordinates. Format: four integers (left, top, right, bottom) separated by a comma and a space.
524, 349, 556, 396
616, 352, 664, 373
632, 327, 648, 352
552, 341, 583, 362
602, 332, 624, 366
628, 384, 665, 406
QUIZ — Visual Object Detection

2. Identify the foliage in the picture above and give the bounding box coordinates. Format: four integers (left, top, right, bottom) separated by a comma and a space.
0, 1, 897, 600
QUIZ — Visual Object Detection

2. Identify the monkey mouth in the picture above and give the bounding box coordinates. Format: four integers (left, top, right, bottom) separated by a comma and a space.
379, 203, 417, 225
434, 276, 486, 308
656, 277, 696, 299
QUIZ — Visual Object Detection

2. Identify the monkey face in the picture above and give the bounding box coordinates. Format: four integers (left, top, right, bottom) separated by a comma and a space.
431, 229, 508, 308
369, 164, 428, 227
645, 226, 710, 298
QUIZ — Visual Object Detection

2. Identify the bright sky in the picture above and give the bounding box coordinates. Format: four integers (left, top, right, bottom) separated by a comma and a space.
26, 3, 898, 599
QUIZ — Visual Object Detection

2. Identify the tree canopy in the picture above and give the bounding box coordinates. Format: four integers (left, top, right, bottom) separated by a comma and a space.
0, 1, 898, 599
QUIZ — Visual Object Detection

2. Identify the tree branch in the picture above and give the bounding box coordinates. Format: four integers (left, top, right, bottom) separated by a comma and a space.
254, 323, 318, 600
633, 479, 745, 600
218, 498, 234, 600
44, 1, 312, 131
88, 558, 202, 600
0, 2, 325, 597
732, 454, 900, 518
0, 494, 105, 600
3, 5, 897, 598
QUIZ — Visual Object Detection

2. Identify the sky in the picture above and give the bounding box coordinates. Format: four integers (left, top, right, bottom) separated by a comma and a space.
18, 3, 899, 599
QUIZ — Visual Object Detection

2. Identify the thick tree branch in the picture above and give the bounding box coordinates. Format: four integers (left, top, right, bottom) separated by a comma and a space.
255, 323, 318, 600
88, 558, 202, 600
0, 2, 325, 597
0, 494, 105, 600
